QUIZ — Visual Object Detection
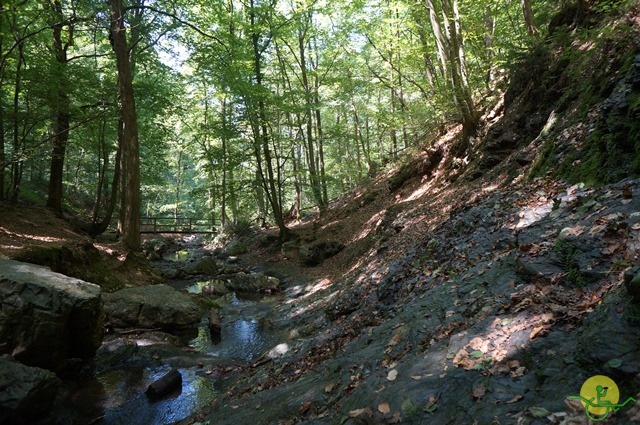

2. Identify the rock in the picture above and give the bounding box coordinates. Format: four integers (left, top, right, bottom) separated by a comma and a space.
515, 257, 565, 282
222, 240, 248, 256
0, 260, 104, 372
624, 266, 640, 302
224, 273, 280, 293
184, 256, 218, 275
208, 309, 221, 334
145, 369, 182, 399
146, 251, 162, 261
281, 240, 300, 259
103, 284, 201, 332
299, 241, 345, 266
0, 357, 61, 424
202, 280, 230, 297
142, 238, 169, 257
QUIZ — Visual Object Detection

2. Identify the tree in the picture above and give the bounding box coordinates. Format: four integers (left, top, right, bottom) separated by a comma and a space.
425, 0, 479, 147
45, 0, 73, 214
108, 0, 141, 250
521, 0, 538, 37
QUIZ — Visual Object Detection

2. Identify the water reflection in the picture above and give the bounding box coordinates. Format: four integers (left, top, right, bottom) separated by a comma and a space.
65, 367, 216, 425
189, 293, 273, 362
62, 292, 281, 424
164, 250, 194, 262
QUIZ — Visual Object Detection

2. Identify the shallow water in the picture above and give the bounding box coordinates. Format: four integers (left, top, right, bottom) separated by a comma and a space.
190, 293, 283, 361
62, 367, 217, 425
60, 292, 283, 425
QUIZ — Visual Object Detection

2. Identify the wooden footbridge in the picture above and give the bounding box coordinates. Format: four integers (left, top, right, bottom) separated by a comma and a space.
140, 217, 216, 234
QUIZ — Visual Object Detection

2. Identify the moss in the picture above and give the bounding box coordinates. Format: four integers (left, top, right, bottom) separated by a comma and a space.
553, 238, 588, 287
622, 302, 640, 324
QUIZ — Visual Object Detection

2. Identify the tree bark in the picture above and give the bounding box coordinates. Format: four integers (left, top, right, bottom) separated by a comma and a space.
9, 41, 24, 203
109, 0, 141, 250
521, 0, 538, 37
0, 0, 4, 200
46, 0, 72, 215
249, 0, 288, 240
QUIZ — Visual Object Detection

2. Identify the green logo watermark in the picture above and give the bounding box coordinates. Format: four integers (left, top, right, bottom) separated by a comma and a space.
568, 375, 637, 421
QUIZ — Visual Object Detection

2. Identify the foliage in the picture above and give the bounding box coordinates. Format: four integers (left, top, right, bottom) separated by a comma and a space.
4, 0, 628, 234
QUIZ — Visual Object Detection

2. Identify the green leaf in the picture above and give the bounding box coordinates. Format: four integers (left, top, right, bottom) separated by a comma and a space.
528, 406, 550, 418
607, 358, 623, 369
470, 350, 484, 359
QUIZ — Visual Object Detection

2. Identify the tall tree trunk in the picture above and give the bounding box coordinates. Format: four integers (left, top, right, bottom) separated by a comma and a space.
46, 0, 72, 214
427, 0, 479, 148
88, 141, 121, 237
521, 0, 538, 37
298, 31, 324, 212
109, 0, 141, 250
249, 0, 288, 240
10, 41, 24, 203
0, 0, 4, 201
221, 95, 229, 228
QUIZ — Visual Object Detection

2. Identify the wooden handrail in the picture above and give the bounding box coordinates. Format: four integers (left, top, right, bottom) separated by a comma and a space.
140, 216, 217, 234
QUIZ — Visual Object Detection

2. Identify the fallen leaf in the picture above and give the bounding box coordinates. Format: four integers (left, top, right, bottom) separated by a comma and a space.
424, 395, 438, 413
601, 242, 622, 255
528, 406, 551, 418
378, 402, 391, 414
519, 243, 541, 255
511, 366, 526, 377
411, 375, 422, 380
388, 333, 403, 346
299, 401, 312, 414
387, 369, 398, 381
607, 358, 623, 368
470, 350, 484, 359
507, 360, 520, 370
324, 383, 335, 393
506, 394, 523, 404
348, 408, 367, 418
530, 325, 544, 339
472, 383, 486, 399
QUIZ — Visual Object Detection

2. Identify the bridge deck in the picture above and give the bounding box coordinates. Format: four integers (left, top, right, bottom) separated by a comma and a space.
140, 217, 216, 234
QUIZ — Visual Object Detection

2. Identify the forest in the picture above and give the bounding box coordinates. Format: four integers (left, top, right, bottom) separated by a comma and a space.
0, 0, 563, 249
3, 1, 640, 423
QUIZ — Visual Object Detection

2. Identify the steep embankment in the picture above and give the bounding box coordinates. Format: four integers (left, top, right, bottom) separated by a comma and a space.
185, 4, 640, 424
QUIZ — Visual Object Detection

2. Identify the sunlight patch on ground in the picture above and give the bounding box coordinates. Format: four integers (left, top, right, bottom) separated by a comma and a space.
0, 227, 66, 243
447, 311, 556, 373
94, 243, 121, 257
513, 201, 553, 229
400, 171, 444, 203
482, 184, 499, 193
286, 278, 334, 304
287, 288, 338, 318
0, 244, 22, 252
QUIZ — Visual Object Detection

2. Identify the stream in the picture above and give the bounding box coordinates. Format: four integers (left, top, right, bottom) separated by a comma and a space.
53, 240, 288, 425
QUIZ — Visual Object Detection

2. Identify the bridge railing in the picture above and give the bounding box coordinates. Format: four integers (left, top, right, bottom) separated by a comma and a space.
140, 217, 216, 234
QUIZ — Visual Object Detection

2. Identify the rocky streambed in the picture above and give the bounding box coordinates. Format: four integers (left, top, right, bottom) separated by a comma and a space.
0, 235, 293, 425
6, 179, 640, 425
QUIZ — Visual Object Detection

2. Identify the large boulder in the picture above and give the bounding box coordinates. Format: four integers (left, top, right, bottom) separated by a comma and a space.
224, 272, 280, 293
299, 241, 345, 266
183, 255, 218, 275
0, 260, 104, 373
0, 357, 61, 425
103, 284, 202, 331
222, 240, 248, 256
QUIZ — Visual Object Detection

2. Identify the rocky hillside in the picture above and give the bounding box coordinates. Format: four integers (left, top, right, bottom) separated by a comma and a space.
178, 3, 640, 424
